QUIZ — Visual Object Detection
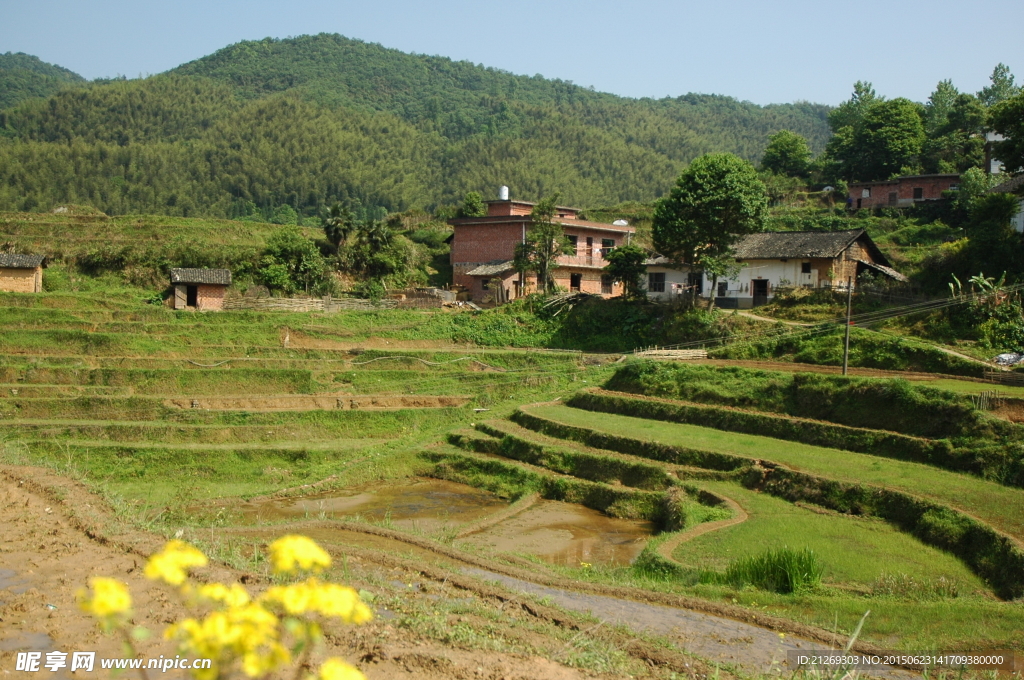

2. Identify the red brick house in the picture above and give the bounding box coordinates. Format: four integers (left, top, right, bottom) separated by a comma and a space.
170, 268, 231, 311
848, 174, 959, 209
448, 192, 635, 302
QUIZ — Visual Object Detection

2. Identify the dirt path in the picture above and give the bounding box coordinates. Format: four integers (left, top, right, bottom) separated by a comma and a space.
656, 493, 749, 564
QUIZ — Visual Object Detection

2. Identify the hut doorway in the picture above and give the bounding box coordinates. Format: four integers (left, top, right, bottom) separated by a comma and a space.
752, 279, 769, 307
186, 285, 198, 307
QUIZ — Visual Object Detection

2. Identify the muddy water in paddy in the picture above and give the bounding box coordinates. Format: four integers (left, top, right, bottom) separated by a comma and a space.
234, 478, 507, 533
462, 499, 654, 566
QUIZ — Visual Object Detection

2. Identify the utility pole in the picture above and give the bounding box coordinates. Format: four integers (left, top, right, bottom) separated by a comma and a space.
842, 276, 853, 376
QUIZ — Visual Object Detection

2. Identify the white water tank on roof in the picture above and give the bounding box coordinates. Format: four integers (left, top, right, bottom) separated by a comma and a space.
613, 219, 628, 226
499, 185, 509, 201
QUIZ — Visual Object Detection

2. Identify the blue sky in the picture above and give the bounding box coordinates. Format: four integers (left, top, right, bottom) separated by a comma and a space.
2, 0, 1021, 106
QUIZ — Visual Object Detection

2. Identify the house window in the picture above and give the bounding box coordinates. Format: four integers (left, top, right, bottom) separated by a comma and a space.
648, 272, 666, 293
601, 238, 615, 257
717, 281, 728, 297
601, 275, 613, 295
888, 192, 898, 206
567, 235, 578, 255
801, 262, 811, 274
481, 279, 490, 291
913, 187, 924, 200
862, 188, 871, 198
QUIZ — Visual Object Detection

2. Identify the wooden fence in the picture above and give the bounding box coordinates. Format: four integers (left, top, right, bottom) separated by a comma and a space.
222, 296, 396, 312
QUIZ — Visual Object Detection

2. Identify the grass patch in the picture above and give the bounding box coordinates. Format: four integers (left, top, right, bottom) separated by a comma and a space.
677, 482, 986, 593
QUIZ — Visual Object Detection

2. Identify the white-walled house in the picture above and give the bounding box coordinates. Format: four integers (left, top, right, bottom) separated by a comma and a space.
644, 256, 702, 301
645, 229, 905, 308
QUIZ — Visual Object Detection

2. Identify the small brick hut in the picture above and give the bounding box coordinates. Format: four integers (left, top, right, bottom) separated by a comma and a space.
170, 268, 231, 311
0, 254, 44, 293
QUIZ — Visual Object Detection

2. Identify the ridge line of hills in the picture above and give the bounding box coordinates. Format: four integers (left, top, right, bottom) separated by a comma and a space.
0, 34, 831, 216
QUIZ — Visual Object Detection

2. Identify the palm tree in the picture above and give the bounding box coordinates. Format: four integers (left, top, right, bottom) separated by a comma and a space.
323, 203, 355, 250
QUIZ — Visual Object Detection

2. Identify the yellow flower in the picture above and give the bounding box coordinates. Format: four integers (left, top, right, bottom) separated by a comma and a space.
318, 658, 366, 680
145, 540, 208, 586
199, 582, 251, 608
78, 577, 132, 618
261, 579, 372, 624
241, 641, 290, 678
313, 582, 373, 624
262, 580, 315, 615
267, 535, 331, 575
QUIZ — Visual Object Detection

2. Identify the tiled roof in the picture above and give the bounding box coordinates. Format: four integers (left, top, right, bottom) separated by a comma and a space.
465, 260, 515, 277
992, 175, 1024, 194
644, 255, 675, 266
169, 268, 232, 285
856, 259, 908, 282
0, 254, 44, 268
732, 230, 866, 260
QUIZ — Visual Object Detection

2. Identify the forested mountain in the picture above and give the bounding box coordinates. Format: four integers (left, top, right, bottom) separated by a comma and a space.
0, 52, 85, 109
0, 34, 832, 217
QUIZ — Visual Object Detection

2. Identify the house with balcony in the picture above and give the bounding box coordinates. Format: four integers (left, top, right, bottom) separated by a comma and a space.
448, 189, 635, 302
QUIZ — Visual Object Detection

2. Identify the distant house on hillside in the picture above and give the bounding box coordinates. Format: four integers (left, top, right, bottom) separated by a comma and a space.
848, 174, 960, 209
645, 229, 905, 308
170, 268, 231, 311
0, 254, 45, 293
992, 174, 1024, 233
448, 187, 635, 302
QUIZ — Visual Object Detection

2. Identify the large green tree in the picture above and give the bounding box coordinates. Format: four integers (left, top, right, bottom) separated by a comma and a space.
978, 63, 1021, 108
990, 91, 1024, 174
854, 98, 926, 180
759, 130, 811, 177
815, 82, 929, 180
514, 194, 569, 295
652, 154, 768, 309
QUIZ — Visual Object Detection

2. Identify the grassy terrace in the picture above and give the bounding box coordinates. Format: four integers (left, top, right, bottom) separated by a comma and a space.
523, 404, 1024, 541
677, 481, 985, 589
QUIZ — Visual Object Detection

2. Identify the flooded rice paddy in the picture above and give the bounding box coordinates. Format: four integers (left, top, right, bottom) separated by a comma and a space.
460, 499, 654, 566
228, 479, 654, 566
235, 478, 506, 533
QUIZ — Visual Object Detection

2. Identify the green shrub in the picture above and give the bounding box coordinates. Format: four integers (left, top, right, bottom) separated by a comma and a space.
701, 547, 824, 594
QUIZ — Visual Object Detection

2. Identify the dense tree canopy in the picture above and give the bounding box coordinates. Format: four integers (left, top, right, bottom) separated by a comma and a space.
0, 52, 83, 110
990, 91, 1024, 174
759, 130, 811, 177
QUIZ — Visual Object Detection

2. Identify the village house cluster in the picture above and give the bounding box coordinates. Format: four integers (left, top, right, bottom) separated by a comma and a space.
446, 187, 907, 307
5, 171, 1024, 307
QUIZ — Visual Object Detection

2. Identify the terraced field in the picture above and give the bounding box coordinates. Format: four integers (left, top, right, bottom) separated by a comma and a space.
0, 290, 604, 509
411, 368, 1024, 652
5, 286, 1024, 669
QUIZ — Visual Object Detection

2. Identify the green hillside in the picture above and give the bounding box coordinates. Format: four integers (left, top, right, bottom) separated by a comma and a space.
0, 34, 831, 217
0, 52, 85, 110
